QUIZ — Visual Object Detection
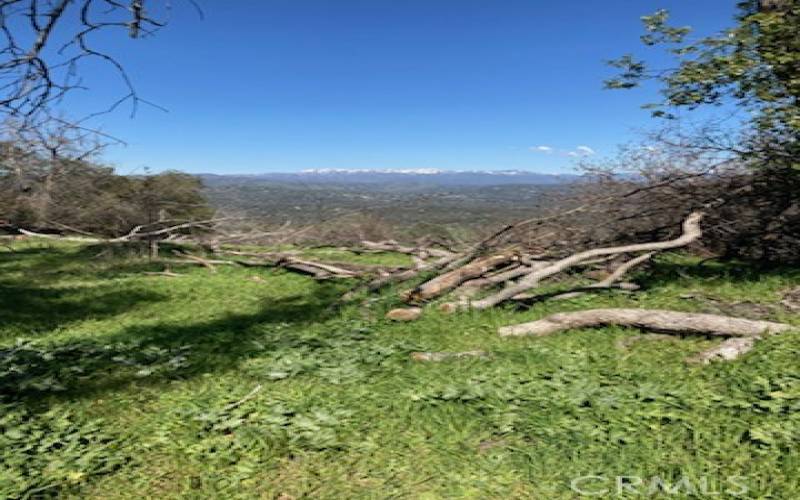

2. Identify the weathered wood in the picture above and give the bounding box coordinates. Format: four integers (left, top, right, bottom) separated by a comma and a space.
385, 307, 423, 321
357, 252, 461, 294
531, 253, 654, 301
403, 252, 519, 303
498, 308, 793, 338
467, 212, 704, 310
454, 262, 545, 298
282, 258, 357, 277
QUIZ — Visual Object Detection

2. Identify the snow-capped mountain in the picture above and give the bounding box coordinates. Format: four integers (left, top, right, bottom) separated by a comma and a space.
200, 169, 580, 187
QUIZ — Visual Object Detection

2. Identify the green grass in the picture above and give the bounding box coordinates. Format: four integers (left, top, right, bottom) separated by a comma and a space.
2, 240, 800, 498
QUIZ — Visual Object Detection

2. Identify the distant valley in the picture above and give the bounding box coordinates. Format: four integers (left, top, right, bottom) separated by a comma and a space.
201, 169, 579, 232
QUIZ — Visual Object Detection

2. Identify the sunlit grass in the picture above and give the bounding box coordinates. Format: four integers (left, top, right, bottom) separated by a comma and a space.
1, 241, 799, 498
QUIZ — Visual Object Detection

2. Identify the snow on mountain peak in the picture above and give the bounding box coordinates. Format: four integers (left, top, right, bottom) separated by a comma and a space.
297, 168, 551, 176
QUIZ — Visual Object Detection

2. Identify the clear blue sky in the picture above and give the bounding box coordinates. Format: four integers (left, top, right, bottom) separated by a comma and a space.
65, 0, 739, 174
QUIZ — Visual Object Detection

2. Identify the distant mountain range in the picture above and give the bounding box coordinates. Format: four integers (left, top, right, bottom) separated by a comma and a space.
199, 169, 581, 188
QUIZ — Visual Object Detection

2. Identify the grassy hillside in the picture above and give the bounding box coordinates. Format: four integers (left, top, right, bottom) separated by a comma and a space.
2, 241, 799, 498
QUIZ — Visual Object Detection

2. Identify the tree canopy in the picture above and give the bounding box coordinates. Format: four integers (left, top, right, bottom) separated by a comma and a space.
606, 0, 800, 166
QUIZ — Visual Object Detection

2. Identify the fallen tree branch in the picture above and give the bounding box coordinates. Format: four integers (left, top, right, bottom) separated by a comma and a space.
111, 218, 230, 242
355, 252, 462, 295
461, 212, 704, 310
282, 258, 358, 277
498, 308, 792, 338
15, 218, 233, 244
498, 308, 794, 363
403, 252, 519, 303
174, 251, 218, 273
597, 252, 655, 287
542, 252, 654, 301
17, 229, 100, 242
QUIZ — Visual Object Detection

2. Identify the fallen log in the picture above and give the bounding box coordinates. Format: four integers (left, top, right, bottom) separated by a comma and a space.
498, 308, 793, 363
498, 308, 792, 338
453, 261, 552, 299
403, 252, 519, 303
535, 253, 654, 301
356, 252, 461, 294
386, 307, 423, 321
282, 258, 358, 277
460, 211, 704, 310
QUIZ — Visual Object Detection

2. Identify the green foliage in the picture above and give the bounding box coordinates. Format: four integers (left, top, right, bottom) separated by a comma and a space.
1, 242, 799, 497
0, 141, 213, 236
0, 404, 129, 499
0, 339, 192, 399
607, 1, 800, 162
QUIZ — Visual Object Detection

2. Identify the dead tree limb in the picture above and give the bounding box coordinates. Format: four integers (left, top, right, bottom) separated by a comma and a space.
597, 252, 655, 287
545, 252, 654, 301
403, 252, 519, 303
361, 253, 461, 292
281, 258, 358, 278
448, 261, 553, 305
17, 228, 98, 242
461, 212, 704, 310
498, 308, 792, 338
174, 251, 218, 273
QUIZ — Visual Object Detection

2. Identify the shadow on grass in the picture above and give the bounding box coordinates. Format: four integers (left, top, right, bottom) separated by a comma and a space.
0, 283, 166, 337
0, 246, 171, 337
1, 270, 346, 404
9, 245, 794, 406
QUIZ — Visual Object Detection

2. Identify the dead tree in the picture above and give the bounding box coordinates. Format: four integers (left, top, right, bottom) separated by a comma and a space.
0, 0, 186, 124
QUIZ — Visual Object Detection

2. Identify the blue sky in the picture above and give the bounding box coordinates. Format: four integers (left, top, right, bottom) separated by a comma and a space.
63, 0, 739, 174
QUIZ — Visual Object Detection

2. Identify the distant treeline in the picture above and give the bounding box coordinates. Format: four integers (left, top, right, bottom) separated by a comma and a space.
0, 141, 212, 237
